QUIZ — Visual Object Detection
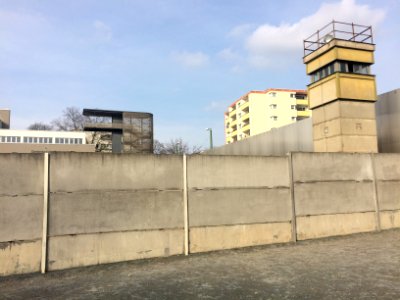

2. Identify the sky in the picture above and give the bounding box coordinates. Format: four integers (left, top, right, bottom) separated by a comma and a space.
1, 0, 399, 148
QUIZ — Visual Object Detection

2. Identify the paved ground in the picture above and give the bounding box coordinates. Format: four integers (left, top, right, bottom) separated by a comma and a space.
1, 229, 399, 300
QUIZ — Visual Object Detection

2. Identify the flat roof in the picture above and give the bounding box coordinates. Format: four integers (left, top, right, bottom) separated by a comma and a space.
82, 108, 152, 117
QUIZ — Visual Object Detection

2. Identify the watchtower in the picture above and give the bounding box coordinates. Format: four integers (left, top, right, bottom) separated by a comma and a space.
303, 21, 377, 152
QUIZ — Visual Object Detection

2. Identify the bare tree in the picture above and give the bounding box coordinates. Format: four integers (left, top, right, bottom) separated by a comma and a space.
28, 122, 53, 130
154, 138, 203, 154
51, 107, 85, 131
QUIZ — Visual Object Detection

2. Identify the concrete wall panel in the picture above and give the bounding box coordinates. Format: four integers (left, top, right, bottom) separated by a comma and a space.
0, 195, 43, 242
0, 240, 41, 276
190, 222, 292, 253
373, 154, 400, 180
50, 153, 183, 192
296, 212, 376, 240
292, 153, 373, 182
49, 190, 183, 236
47, 229, 183, 271
187, 155, 289, 188
0, 154, 43, 195
295, 182, 375, 216
189, 188, 291, 226
376, 182, 400, 211
380, 210, 400, 230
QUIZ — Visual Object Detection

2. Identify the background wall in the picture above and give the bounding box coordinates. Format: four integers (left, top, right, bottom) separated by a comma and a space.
208, 89, 400, 156
1, 152, 399, 276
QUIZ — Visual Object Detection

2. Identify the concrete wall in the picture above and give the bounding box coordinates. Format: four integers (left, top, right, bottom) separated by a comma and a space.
47, 153, 184, 270
292, 153, 377, 240
373, 154, 400, 230
1, 152, 400, 276
0, 154, 44, 276
376, 88, 400, 153
209, 118, 313, 156
187, 155, 292, 252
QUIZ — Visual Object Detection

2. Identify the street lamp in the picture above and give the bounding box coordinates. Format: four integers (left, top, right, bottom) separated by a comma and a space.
206, 128, 213, 149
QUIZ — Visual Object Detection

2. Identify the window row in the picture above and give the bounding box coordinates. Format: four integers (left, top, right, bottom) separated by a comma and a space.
310, 61, 371, 83
0, 136, 84, 144
0, 136, 21, 143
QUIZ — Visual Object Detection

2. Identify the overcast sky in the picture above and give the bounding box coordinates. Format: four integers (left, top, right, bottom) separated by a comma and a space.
1, 0, 398, 147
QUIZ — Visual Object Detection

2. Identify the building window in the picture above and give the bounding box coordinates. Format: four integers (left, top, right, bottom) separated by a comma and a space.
269, 92, 277, 97
290, 93, 295, 98
291, 105, 296, 109
292, 117, 297, 121
270, 116, 278, 121
270, 104, 277, 109
49, 138, 53, 143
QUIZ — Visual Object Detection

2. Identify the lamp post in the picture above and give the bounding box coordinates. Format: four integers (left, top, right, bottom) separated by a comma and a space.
206, 128, 213, 149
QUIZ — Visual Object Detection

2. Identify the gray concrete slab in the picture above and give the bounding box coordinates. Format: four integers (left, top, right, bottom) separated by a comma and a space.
189, 188, 291, 226
1, 230, 399, 299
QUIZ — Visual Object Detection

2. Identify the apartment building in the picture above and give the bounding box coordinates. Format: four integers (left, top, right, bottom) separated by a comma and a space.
224, 88, 310, 144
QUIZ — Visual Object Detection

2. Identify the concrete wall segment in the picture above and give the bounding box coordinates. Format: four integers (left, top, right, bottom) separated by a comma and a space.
187, 155, 290, 188
0, 154, 44, 195
50, 153, 183, 192
373, 154, 400, 180
0, 195, 43, 242
294, 182, 375, 216
49, 190, 183, 236
47, 229, 184, 271
189, 188, 291, 226
292, 152, 373, 182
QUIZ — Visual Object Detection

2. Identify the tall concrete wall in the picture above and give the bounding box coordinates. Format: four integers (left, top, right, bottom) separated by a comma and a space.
0, 154, 44, 276
47, 153, 184, 270
292, 153, 377, 240
187, 155, 292, 252
207, 118, 313, 156
376, 89, 400, 153
1, 152, 400, 276
373, 154, 400, 230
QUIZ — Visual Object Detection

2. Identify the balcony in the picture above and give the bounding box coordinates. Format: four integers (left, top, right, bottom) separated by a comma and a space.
231, 130, 238, 137
229, 109, 236, 117
241, 112, 250, 121
297, 110, 310, 118
296, 99, 308, 106
242, 124, 250, 133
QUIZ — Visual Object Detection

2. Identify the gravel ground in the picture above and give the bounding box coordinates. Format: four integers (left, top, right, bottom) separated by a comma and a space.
1, 229, 399, 300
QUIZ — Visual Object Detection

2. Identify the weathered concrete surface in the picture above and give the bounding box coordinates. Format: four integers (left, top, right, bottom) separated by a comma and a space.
47, 229, 184, 271
187, 155, 289, 188
49, 190, 183, 236
0, 154, 44, 276
296, 212, 376, 240
187, 156, 292, 252
374, 154, 400, 230
190, 222, 292, 253
294, 181, 375, 216
189, 189, 291, 226
0, 154, 44, 195
50, 153, 183, 192
0, 195, 43, 242
1, 230, 399, 299
0, 240, 41, 276
380, 210, 400, 230
292, 152, 373, 182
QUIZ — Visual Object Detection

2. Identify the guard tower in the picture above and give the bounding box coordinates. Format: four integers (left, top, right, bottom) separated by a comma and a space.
303, 21, 377, 152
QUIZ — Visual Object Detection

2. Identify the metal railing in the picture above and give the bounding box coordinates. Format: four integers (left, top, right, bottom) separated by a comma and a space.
304, 20, 373, 56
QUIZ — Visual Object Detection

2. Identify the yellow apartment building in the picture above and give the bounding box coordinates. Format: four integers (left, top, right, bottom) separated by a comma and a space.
224, 88, 310, 144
